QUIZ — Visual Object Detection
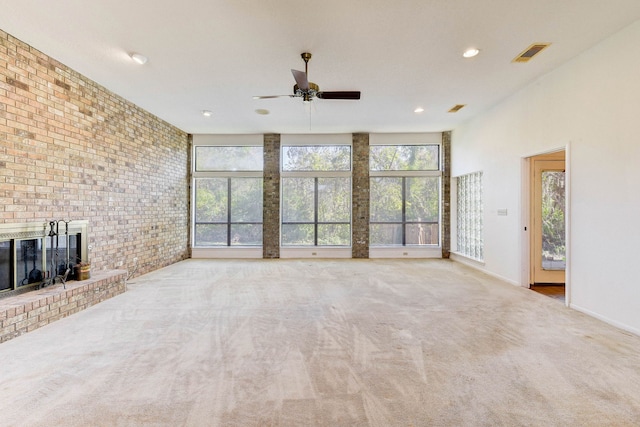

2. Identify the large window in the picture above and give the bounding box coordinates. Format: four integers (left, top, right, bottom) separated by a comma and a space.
193, 145, 263, 247
370, 145, 441, 246
456, 171, 483, 260
281, 145, 351, 246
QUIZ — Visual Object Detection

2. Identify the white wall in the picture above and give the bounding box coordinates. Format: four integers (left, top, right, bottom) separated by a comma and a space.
452, 19, 640, 333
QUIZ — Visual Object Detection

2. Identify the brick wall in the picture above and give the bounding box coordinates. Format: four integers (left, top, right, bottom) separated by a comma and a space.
0, 30, 190, 276
0, 270, 126, 343
352, 133, 369, 258
441, 131, 451, 258
262, 134, 280, 258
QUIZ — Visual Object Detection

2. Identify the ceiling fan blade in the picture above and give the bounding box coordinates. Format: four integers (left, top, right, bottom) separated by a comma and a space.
317, 91, 361, 100
291, 69, 309, 91
253, 95, 294, 99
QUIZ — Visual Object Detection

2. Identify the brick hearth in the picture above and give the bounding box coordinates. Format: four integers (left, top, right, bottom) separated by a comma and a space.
0, 270, 127, 343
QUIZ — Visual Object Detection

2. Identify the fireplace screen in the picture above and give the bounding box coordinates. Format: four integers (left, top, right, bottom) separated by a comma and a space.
17, 239, 44, 288
0, 220, 88, 296
0, 241, 10, 292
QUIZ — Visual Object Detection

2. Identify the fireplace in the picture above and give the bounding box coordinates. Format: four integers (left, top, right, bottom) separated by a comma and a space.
0, 220, 88, 297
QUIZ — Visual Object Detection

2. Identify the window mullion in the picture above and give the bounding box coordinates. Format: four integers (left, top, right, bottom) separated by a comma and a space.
402, 177, 407, 246
314, 177, 319, 246
227, 178, 232, 246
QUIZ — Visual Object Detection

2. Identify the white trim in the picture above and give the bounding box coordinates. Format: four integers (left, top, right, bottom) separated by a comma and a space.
520, 157, 531, 288
280, 134, 352, 146
564, 142, 572, 307
370, 247, 441, 258
450, 253, 519, 286
449, 251, 485, 266
520, 146, 570, 303
570, 303, 640, 336
191, 248, 263, 259
280, 247, 352, 259
192, 134, 264, 146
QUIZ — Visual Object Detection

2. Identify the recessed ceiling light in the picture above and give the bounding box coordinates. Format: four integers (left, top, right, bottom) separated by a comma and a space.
255, 109, 270, 115
130, 53, 148, 65
201, 110, 212, 117
414, 107, 424, 113
463, 48, 480, 58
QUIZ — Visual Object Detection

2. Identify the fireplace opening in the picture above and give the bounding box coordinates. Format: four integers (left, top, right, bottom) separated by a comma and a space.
0, 220, 88, 298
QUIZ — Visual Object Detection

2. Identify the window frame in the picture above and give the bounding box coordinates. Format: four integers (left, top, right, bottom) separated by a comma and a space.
280, 142, 352, 248
369, 142, 442, 249
191, 137, 264, 252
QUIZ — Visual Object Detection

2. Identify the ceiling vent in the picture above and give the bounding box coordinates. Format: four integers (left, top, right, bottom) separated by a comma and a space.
448, 104, 466, 113
513, 43, 551, 63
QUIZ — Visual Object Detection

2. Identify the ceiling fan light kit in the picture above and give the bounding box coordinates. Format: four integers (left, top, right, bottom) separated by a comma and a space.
255, 52, 361, 102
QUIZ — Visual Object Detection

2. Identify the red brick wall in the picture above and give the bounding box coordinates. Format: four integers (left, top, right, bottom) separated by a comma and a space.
0, 30, 190, 276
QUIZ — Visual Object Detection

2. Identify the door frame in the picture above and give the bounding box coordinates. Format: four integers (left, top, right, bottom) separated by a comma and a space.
520, 145, 571, 307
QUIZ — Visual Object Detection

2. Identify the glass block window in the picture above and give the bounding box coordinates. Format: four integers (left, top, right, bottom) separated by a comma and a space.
456, 171, 483, 260
281, 144, 351, 246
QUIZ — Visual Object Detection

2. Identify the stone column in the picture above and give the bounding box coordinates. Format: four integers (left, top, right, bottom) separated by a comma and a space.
441, 131, 451, 259
263, 134, 280, 258
352, 133, 370, 258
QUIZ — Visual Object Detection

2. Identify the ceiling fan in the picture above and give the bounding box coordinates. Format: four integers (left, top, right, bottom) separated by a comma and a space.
254, 52, 361, 102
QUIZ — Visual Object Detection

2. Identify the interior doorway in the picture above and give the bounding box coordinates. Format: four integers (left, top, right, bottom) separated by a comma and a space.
526, 150, 567, 302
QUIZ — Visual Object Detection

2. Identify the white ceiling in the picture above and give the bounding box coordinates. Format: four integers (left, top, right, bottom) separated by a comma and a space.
2, 1, 640, 135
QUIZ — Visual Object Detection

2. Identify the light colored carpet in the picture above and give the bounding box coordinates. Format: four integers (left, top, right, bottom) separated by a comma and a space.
1, 259, 639, 426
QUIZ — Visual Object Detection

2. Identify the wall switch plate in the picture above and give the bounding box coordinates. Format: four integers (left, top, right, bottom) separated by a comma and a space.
497, 208, 508, 216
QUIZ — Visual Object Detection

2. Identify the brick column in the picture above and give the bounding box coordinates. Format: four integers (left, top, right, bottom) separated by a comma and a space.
441, 131, 451, 258
263, 134, 281, 258
352, 133, 370, 258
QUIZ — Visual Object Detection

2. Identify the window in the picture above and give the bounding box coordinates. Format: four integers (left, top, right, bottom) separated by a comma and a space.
456, 171, 483, 260
192, 145, 263, 247
281, 145, 351, 246
370, 145, 441, 246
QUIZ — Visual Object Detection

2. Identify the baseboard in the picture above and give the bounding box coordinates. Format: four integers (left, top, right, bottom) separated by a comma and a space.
570, 303, 640, 336
450, 253, 519, 286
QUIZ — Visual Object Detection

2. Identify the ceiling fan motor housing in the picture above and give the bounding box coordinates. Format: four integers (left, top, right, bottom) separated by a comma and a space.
294, 82, 319, 100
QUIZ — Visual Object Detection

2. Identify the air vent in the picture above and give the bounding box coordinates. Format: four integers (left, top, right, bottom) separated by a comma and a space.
513, 43, 551, 63
448, 104, 466, 113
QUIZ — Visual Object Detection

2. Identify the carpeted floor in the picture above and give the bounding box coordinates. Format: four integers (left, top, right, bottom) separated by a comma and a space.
1, 259, 639, 426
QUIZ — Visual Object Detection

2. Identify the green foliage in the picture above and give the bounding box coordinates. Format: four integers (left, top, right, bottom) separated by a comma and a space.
541, 171, 565, 259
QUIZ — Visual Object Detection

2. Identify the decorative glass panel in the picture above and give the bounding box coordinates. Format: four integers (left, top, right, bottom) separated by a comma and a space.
456, 171, 483, 261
